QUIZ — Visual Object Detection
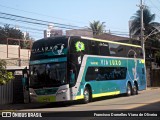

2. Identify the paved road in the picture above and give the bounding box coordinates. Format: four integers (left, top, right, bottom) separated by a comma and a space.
16, 87, 160, 112
1, 87, 160, 120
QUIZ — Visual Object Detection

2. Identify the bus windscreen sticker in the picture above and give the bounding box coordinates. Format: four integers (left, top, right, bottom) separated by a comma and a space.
52, 43, 66, 55
75, 41, 85, 52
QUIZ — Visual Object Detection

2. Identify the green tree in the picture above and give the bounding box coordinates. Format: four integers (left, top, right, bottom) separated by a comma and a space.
22, 32, 34, 49
0, 59, 14, 85
130, 7, 160, 39
0, 24, 33, 49
155, 50, 160, 67
155, 50, 160, 58
0, 24, 24, 44
89, 21, 106, 35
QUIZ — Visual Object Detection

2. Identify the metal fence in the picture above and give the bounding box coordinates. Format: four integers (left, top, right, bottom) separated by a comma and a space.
0, 74, 24, 105
152, 69, 160, 87
0, 80, 13, 104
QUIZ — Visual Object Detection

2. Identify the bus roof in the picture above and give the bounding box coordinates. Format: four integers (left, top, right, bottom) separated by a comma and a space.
81, 36, 142, 48
34, 36, 142, 48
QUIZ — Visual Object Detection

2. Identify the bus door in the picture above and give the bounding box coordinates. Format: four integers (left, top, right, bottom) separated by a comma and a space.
22, 67, 30, 103
68, 62, 80, 100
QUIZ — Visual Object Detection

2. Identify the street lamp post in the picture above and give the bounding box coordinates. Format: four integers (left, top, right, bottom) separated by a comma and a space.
149, 44, 152, 86
139, 0, 160, 87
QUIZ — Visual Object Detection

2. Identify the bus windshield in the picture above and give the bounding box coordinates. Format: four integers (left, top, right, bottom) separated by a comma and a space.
29, 62, 66, 88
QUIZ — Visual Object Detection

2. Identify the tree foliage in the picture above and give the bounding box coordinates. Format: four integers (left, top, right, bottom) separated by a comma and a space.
0, 59, 14, 85
155, 50, 160, 67
89, 21, 106, 35
130, 7, 158, 36
130, 7, 160, 48
0, 24, 23, 44
0, 24, 33, 49
155, 50, 160, 59
22, 32, 35, 49
130, 7, 160, 68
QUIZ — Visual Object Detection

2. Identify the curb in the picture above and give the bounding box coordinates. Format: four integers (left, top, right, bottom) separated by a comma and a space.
146, 87, 160, 90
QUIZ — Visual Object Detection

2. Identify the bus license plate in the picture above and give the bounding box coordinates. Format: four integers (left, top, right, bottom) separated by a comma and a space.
43, 97, 50, 102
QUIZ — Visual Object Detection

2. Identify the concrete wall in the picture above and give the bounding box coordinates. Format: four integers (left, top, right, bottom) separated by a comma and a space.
0, 44, 30, 66
0, 44, 30, 59
146, 68, 160, 87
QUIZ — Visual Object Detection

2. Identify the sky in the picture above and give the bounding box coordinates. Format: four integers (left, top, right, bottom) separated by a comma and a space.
0, 0, 160, 40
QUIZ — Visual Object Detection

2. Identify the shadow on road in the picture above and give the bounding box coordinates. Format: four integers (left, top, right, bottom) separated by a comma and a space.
0, 92, 159, 111
129, 101, 160, 111
0, 94, 126, 110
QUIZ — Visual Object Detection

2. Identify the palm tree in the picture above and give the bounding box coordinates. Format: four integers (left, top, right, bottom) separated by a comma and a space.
130, 7, 160, 38
89, 21, 106, 35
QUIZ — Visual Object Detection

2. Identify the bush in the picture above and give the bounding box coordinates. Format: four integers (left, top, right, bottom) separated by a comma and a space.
0, 59, 14, 85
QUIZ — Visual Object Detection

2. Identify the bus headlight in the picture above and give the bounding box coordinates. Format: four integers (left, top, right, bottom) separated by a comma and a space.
30, 91, 37, 97
57, 88, 68, 94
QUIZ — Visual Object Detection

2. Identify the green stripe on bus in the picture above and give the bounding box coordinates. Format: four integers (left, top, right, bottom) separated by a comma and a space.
30, 57, 67, 65
92, 91, 120, 98
75, 91, 120, 100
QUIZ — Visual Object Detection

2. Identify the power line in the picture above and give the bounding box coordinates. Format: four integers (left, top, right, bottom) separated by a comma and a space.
148, 0, 160, 14
145, 6, 160, 20
0, 16, 74, 30
0, 12, 86, 29
0, 3, 130, 34
0, 13, 92, 34
0, 21, 43, 32
156, 0, 160, 4
0, 12, 130, 38
0, 21, 43, 39
0, 12, 130, 34
0, 3, 88, 25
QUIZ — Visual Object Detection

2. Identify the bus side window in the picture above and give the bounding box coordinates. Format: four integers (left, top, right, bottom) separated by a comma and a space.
89, 41, 99, 55
22, 67, 29, 90
142, 68, 144, 74
68, 62, 77, 87
99, 42, 110, 56
69, 70, 75, 85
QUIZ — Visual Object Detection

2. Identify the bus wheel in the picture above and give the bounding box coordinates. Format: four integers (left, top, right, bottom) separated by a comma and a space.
83, 87, 90, 104
126, 83, 132, 96
133, 83, 138, 95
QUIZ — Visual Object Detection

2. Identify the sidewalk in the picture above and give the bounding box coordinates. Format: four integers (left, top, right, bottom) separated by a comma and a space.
146, 87, 160, 90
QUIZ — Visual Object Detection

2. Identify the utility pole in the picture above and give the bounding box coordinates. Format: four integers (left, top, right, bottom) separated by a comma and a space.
140, 0, 145, 59
138, 0, 149, 87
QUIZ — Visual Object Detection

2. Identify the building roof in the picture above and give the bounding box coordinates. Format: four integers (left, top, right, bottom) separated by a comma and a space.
94, 33, 141, 45
94, 33, 130, 41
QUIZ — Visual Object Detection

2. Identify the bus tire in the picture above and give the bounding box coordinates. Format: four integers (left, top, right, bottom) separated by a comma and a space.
126, 83, 132, 96
82, 87, 91, 104
132, 82, 138, 95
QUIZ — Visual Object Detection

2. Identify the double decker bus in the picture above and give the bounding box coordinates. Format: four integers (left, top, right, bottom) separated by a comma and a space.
26, 36, 146, 103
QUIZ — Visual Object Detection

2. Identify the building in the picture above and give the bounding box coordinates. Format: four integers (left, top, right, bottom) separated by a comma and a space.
94, 33, 137, 43
66, 28, 93, 37
44, 24, 63, 38
23, 32, 30, 40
